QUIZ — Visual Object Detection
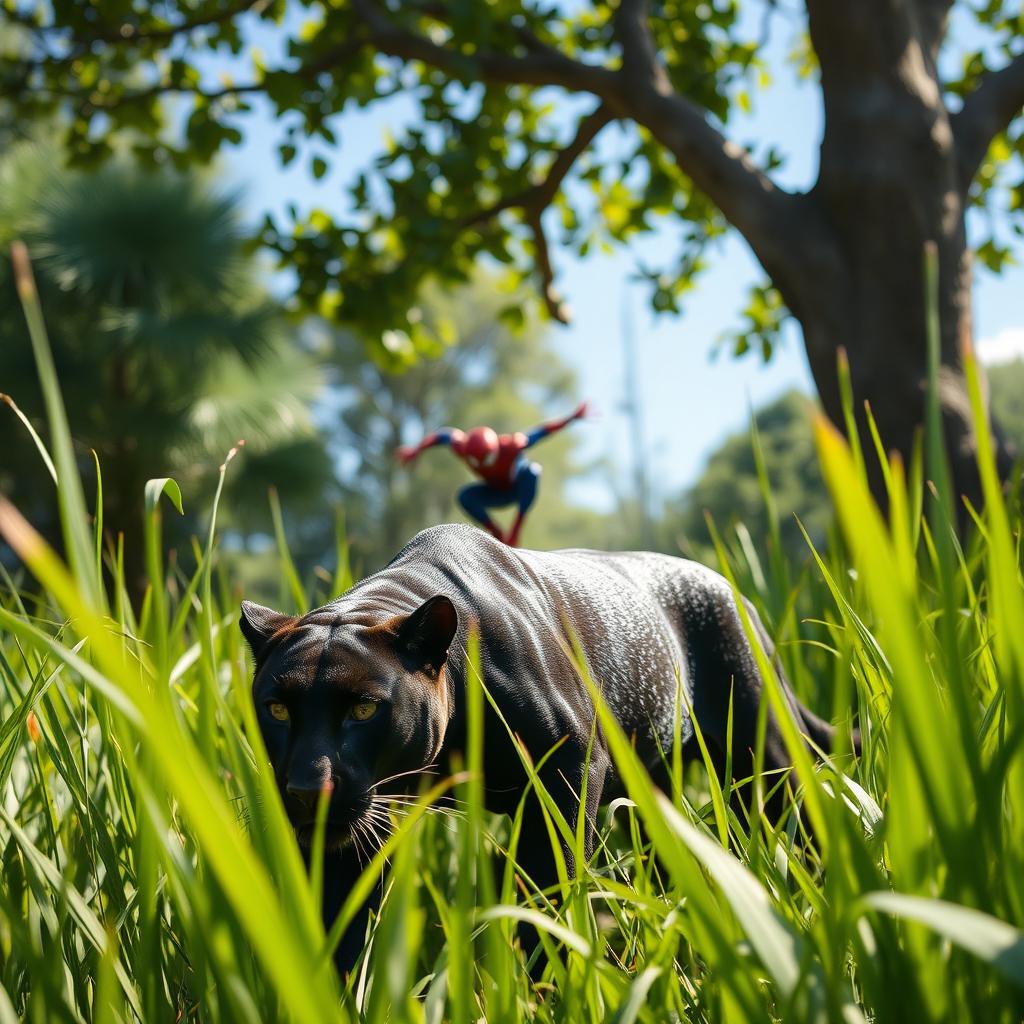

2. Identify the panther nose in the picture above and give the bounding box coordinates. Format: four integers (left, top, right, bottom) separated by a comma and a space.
287, 779, 334, 811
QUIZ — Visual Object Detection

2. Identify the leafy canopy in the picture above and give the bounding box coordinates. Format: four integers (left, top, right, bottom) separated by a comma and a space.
3, 1, 1021, 360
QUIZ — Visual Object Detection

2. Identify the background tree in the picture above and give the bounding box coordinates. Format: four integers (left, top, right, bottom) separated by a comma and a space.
4, 0, 1022, 511
325, 278, 611, 572
666, 390, 829, 564
0, 145, 332, 589
672, 360, 1024, 568
989, 357, 1024, 452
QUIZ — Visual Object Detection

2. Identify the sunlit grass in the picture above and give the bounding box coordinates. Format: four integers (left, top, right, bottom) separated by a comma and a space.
2, 240, 1024, 1022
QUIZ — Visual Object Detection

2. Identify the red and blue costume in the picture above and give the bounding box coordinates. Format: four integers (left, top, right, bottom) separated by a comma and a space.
397, 401, 588, 546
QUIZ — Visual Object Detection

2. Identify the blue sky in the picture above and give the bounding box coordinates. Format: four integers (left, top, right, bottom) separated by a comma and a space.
206, 5, 1024, 512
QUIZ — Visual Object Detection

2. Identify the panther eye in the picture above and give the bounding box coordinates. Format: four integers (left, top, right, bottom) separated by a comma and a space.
350, 700, 378, 722
267, 701, 290, 722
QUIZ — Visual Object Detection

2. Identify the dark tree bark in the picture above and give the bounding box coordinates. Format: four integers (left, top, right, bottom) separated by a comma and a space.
611, 0, 1022, 512
794, 0, 1019, 508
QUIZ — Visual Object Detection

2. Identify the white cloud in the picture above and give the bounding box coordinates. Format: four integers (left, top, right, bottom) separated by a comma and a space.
977, 327, 1024, 366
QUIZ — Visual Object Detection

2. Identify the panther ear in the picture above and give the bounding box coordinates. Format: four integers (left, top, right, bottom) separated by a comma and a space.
394, 595, 458, 673
240, 600, 294, 661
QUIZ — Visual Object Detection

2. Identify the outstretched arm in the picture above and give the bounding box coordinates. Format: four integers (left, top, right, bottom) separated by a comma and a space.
396, 428, 464, 465
523, 401, 588, 449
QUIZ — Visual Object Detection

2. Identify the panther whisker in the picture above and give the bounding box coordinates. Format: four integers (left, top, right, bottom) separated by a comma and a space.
371, 800, 466, 835
362, 803, 395, 832
349, 822, 369, 867
373, 795, 467, 819
358, 813, 393, 868
372, 790, 468, 810
362, 807, 393, 832
356, 817, 384, 863
371, 764, 440, 789
365, 821, 396, 854
380, 803, 463, 837
372, 790, 468, 808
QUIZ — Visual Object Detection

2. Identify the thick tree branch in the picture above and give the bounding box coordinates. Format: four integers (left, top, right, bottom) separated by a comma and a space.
805, 0, 939, 90
612, 0, 799, 268
615, 0, 674, 94
805, 0, 949, 71
524, 207, 569, 324
373, 0, 807, 319
466, 105, 613, 226
350, 0, 617, 95
465, 105, 614, 324
912, 0, 954, 62
952, 51, 1024, 192
351, 1, 802, 280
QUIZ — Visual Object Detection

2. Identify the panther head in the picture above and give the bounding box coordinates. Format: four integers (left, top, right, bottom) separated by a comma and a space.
240, 595, 458, 851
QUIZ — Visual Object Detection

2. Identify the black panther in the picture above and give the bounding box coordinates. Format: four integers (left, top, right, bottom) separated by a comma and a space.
241, 523, 849, 972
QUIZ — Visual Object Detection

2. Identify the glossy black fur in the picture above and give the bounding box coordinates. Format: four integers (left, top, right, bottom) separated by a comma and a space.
241, 523, 846, 973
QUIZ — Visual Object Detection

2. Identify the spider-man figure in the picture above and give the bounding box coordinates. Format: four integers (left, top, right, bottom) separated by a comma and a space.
396, 401, 588, 546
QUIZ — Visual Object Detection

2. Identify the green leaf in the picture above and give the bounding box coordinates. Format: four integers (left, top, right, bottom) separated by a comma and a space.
656, 791, 804, 999
0, 807, 143, 1018
863, 892, 1024, 988
0, 392, 57, 484
144, 477, 183, 516
9, 242, 103, 609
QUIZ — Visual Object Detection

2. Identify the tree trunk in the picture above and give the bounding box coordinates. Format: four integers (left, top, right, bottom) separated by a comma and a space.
773, 2, 1018, 514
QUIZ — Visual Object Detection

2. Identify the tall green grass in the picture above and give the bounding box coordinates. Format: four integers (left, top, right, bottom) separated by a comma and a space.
2, 239, 1024, 1023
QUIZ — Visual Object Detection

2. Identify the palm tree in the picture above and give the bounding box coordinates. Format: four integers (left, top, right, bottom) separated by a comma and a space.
0, 145, 332, 593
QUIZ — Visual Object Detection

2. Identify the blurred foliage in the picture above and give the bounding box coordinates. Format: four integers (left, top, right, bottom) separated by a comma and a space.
323, 277, 613, 573
675, 361, 1024, 565
667, 390, 829, 564
718, 282, 787, 363
989, 358, 1024, 455
0, 144, 332, 587
2, 1, 1020, 363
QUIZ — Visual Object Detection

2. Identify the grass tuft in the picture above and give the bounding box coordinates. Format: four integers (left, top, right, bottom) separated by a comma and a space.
2, 242, 1024, 1021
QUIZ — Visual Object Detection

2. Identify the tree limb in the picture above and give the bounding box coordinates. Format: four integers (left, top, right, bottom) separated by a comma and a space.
614, 0, 674, 95
612, 0, 799, 268
912, 0, 954, 62
804, 0, 930, 83
465, 105, 614, 324
466, 105, 613, 226
952, 51, 1024, 191
355, 0, 805, 313
349, 0, 617, 95
524, 207, 570, 324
